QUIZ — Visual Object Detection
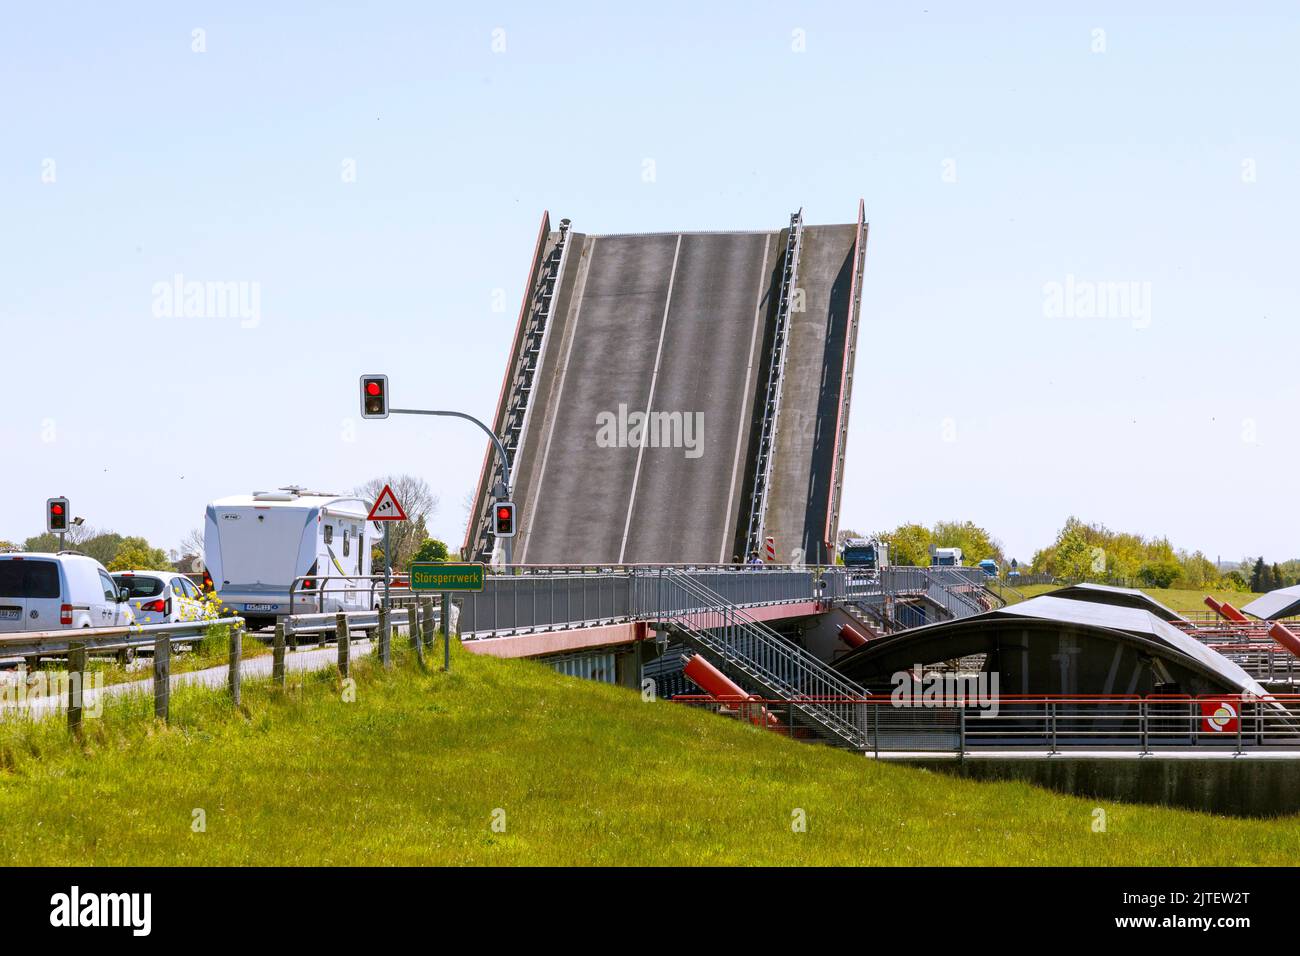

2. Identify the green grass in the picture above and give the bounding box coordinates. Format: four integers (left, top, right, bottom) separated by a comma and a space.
2, 643, 1300, 865
1141, 586, 1264, 617
1002, 583, 1263, 617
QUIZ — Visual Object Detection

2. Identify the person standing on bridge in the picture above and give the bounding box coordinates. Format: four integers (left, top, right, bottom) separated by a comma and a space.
747, 551, 764, 567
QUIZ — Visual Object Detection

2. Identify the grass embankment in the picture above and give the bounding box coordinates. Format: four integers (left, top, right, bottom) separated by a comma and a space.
3, 643, 1300, 865
1003, 584, 1263, 617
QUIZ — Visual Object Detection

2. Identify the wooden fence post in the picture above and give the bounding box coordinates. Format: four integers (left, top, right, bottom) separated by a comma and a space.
336, 613, 350, 679
67, 641, 86, 735
420, 597, 434, 649
378, 606, 391, 667
442, 593, 453, 672
154, 633, 171, 722
408, 606, 424, 667
272, 623, 286, 688
228, 623, 242, 707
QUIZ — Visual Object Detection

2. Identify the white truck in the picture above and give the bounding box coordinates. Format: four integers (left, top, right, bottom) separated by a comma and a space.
204, 486, 373, 629
931, 547, 964, 568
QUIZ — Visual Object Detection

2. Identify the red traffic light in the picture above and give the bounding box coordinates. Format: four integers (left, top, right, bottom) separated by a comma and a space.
359, 374, 389, 419
46, 496, 70, 533
493, 501, 516, 538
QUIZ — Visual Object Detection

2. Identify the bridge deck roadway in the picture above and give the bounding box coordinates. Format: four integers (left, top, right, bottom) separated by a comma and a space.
484, 208, 865, 568
516, 230, 783, 565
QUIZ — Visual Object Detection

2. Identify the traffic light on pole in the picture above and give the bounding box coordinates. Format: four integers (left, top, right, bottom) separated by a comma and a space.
493, 501, 516, 538
360, 375, 389, 419
46, 497, 69, 533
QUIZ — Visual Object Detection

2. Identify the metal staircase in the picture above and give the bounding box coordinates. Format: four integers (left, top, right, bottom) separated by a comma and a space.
648, 569, 869, 751
471, 220, 573, 562
744, 210, 804, 557
922, 571, 986, 619
840, 601, 887, 638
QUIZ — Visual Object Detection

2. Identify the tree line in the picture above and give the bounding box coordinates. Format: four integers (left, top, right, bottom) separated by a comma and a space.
843, 515, 1296, 594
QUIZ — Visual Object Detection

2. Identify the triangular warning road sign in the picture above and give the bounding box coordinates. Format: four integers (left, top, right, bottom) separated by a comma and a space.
367, 484, 408, 522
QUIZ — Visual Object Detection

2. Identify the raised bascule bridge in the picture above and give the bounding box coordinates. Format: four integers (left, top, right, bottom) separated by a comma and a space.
464, 203, 869, 567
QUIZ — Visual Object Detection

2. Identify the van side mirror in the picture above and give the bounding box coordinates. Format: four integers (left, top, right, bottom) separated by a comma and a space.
117, 587, 131, 602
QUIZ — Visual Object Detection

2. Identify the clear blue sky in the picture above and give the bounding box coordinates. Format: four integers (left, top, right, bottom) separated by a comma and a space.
2, 2, 1296, 565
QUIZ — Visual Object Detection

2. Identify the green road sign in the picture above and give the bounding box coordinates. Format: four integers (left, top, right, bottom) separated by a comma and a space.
409, 562, 485, 592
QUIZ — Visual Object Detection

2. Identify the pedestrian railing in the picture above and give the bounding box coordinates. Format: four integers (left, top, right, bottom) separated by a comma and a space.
669, 692, 1300, 754
647, 569, 870, 750
452, 565, 833, 638
272, 562, 1013, 645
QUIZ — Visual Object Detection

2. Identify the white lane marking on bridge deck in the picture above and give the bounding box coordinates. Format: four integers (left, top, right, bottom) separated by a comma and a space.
719, 236, 772, 563
617, 233, 683, 564
518, 238, 597, 564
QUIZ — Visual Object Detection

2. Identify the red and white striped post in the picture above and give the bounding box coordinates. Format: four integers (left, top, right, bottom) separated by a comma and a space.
764, 536, 776, 564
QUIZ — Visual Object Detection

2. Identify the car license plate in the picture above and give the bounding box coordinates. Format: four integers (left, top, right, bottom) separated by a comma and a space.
0, 608, 20, 621
244, 603, 276, 612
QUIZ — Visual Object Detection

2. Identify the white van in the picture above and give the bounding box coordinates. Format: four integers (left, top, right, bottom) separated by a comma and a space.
0, 553, 135, 633
204, 486, 373, 629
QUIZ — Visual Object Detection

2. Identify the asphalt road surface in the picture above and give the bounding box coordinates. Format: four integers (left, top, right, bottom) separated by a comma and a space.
493, 211, 864, 567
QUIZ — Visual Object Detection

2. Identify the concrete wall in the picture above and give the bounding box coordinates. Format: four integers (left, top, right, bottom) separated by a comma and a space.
798, 606, 872, 666
900, 753, 1300, 817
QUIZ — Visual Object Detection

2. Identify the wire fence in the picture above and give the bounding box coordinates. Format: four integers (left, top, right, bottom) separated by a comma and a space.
0, 601, 459, 736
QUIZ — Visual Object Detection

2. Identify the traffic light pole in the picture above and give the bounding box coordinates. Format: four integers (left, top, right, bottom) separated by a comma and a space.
389, 408, 513, 566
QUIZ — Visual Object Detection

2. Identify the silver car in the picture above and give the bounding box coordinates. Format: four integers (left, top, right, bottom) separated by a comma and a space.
111, 571, 215, 626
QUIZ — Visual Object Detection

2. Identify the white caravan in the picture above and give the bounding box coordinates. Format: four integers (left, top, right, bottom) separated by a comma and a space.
204, 486, 372, 628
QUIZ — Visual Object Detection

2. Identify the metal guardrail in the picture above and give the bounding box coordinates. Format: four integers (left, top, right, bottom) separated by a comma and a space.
1174, 620, 1300, 683
1, 616, 251, 734
283, 601, 455, 640
0, 617, 242, 660
286, 574, 396, 616
277, 563, 996, 644
844, 566, 992, 631
454, 566, 831, 638
671, 693, 1300, 754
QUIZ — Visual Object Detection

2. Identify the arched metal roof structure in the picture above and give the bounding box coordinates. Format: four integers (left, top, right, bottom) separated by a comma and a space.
1242, 585, 1300, 621
833, 595, 1267, 698
1046, 582, 1186, 623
